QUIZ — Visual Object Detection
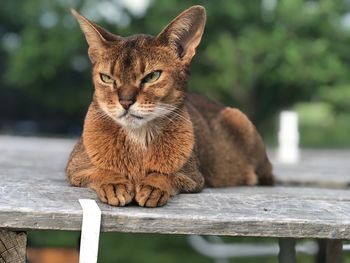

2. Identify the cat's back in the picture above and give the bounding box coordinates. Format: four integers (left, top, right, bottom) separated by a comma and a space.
186, 93, 225, 123
186, 92, 259, 148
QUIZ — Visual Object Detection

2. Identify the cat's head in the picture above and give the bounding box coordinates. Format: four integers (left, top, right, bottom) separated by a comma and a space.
72, 6, 206, 129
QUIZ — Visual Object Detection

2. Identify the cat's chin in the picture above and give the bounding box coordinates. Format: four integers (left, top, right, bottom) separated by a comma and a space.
115, 114, 149, 130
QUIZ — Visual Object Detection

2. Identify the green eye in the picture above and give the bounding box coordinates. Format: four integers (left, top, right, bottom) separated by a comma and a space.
100, 73, 115, 84
142, 70, 162, 84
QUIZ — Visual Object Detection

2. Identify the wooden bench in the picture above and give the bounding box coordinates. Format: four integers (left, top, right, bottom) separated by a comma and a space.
1, 135, 350, 263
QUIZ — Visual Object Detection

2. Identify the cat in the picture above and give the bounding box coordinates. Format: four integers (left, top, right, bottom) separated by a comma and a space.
66, 5, 274, 208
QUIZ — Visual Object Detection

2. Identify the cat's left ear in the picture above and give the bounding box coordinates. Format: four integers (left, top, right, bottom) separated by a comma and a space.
157, 5, 206, 65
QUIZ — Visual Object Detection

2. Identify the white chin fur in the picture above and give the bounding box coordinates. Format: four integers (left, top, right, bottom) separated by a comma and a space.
116, 115, 149, 129
116, 115, 158, 148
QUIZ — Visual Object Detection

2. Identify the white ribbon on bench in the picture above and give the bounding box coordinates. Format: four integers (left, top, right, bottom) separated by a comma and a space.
79, 199, 102, 263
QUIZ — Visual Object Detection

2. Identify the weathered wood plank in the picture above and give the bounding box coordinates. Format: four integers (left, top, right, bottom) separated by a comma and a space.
0, 136, 73, 186
0, 183, 350, 239
1, 135, 350, 239
0, 230, 26, 263
269, 149, 350, 188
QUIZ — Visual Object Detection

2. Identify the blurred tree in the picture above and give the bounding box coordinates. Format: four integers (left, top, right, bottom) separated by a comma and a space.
1, 0, 91, 124
1, 0, 350, 143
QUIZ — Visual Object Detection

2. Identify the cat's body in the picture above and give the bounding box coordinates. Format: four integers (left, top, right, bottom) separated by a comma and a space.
186, 93, 273, 187
67, 6, 273, 207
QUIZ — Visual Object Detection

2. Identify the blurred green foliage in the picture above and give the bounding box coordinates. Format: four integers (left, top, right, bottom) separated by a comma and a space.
29, 230, 323, 263
1, 0, 350, 144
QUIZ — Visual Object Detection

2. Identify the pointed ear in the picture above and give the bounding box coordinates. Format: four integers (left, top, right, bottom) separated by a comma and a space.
157, 6, 206, 65
71, 9, 121, 62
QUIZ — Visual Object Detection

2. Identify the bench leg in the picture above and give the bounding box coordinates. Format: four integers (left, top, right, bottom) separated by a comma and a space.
278, 238, 296, 263
316, 239, 327, 263
326, 240, 342, 263
0, 230, 27, 263
316, 239, 342, 263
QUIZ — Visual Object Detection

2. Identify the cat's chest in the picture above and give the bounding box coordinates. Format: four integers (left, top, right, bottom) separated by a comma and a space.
83, 113, 194, 176
85, 132, 192, 176
114, 125, 194, 175
110, 135, 193, 176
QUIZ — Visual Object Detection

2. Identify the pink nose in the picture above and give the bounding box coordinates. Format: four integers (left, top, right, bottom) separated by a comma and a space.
119, 100, 134, 110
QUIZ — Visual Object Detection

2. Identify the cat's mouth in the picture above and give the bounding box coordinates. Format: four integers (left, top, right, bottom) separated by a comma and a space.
119, 111, 144, 120
129, 114, 144, 120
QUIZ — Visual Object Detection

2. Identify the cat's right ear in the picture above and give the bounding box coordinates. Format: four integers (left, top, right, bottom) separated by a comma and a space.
156, 6, 206, 66
71, 9, 120, 63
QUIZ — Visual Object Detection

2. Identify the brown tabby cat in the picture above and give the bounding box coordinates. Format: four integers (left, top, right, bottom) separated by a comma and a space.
66, 5, 274, 208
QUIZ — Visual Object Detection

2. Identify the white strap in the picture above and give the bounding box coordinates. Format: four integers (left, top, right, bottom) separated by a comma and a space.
79, 199, 102, 263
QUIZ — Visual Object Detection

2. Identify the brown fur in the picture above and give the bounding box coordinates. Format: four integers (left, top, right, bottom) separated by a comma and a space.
66, 6, 274, 207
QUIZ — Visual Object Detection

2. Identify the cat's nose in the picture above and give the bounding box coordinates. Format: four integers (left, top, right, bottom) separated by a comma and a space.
118, 85, 138, 110
119, 99, 135, 110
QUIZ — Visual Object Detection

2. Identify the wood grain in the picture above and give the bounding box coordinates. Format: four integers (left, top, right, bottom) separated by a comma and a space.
1, 136, 350, 239
0, 230, 26, 263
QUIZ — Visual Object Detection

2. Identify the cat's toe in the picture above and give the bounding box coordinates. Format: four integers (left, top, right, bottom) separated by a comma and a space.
144, 189, 167, 207
136, 186, 170, 207
135, 173, 174, 207
116, 183, 135, 206
135, 186, 170, 207
146, 189, 170, 207
96, 182, 134, 206
135, 185, 153, 207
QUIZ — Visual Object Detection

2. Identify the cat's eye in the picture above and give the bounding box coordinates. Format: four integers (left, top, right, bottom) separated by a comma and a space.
142, 70, 162, 84
100, 73, 115, 84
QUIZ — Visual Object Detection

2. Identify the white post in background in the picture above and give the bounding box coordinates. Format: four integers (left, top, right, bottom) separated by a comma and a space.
277, 111, 300, 164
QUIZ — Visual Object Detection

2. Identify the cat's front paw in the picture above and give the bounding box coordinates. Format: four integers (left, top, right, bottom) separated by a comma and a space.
93, 178, 134, 206
135, 173, 174, 207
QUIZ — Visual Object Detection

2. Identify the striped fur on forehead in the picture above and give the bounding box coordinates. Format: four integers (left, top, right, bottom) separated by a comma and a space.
106, 36, 154, 82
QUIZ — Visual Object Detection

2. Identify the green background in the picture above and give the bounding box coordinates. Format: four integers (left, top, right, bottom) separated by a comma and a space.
2, 0, 350, 146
